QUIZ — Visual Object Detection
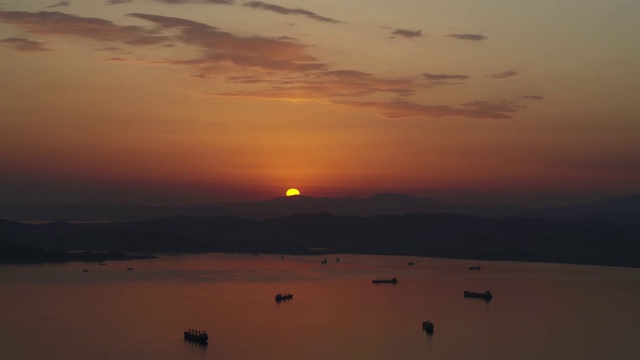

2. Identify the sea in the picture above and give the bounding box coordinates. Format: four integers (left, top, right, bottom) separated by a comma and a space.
1, 253, 639, 360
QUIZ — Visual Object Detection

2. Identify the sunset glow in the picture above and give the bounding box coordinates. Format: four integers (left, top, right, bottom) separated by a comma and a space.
1, 1, 639, 206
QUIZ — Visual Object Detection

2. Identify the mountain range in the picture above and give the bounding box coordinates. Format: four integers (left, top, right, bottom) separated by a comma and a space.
1, 193, 640, 224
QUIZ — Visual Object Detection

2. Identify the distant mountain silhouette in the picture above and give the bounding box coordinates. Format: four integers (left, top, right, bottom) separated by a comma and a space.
2, 213, 639, 267
1, 193, 639, 224
0, 239, 155, 264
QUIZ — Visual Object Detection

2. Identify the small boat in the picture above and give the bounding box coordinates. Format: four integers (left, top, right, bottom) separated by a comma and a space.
98, 262, 106, 266
372, 277, 398, 284
275, 293, 293, 302
408, 261, 415, 266
469, 265, 481, 270
321, 259, 328, 264
422, 320, 434, 333
82, 269, 89, 272
336, 258, 340, 262
127, 267, 134, 271
464, 290, 492, 300
184, 329, 208, 344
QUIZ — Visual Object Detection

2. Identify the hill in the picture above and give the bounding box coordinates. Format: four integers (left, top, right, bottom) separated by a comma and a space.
2, 213, 639, 268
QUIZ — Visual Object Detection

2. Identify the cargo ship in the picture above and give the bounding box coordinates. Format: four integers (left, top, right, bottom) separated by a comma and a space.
463, 290, 492, 300
184, 329, 208, 344
372, 277, 398, 284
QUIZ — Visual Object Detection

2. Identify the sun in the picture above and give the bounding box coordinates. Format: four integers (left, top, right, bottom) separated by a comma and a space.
285, 188, 301, 197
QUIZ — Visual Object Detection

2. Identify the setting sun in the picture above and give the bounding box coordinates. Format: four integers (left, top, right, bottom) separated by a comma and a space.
286, 188, 301, 197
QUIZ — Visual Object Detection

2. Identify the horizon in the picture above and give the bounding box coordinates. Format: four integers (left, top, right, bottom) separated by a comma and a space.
2, 1, 639, 208
2, 190, 638, 209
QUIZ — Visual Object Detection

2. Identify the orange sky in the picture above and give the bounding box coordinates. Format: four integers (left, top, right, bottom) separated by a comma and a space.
1, 1, 640, 206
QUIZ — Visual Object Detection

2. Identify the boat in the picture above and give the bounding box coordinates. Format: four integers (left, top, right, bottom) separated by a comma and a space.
127, 267, 134, 271
321, 259, 328, 264
275, 293, 293, 302
372, 277, 398, 284
422, 320, 434, 333
463, 290, 492, 300
336, 258, 340, 262
82, 269, 89, 272
408, 261, 415, 266
469, 265, 481, 270
98, 262, 106, 266
184, 329, 208, 344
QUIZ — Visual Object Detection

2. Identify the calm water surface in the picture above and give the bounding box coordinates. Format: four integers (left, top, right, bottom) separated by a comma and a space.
1, 254, 639, 360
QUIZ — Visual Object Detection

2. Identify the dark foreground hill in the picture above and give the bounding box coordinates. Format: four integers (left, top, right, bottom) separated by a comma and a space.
2, 213, 639, 268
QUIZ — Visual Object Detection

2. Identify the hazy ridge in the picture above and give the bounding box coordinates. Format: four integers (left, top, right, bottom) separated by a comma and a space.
1, 193, 640, 224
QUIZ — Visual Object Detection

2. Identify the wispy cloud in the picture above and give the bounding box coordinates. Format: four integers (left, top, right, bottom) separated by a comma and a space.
128, 12, 326, 71
0, 37, 50, 52
243, 1, 341, 24
490, 70, 518, 79
47, 1, 70, 8
0, 11, 168, 45
522, 95, 544, 100
447, 33, 487, 41
106, 0, 134, 5
391, 29, 422, 39
423, 72, 470, 81
0, 10, 525, 122
0, 11, 324, 72
334, 100, 520, 119
217, 69, 415, 99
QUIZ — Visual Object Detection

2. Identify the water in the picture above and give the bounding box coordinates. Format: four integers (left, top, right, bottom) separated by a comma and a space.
1, 254, 638, 359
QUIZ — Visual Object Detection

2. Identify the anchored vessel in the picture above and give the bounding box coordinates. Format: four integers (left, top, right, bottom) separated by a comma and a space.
275, 293, 293, 302
184, 329, 208, 344
463, 290, 493, 300
372, 277, 398, 284
422, 320, 434, 333
468, 265, 481, 270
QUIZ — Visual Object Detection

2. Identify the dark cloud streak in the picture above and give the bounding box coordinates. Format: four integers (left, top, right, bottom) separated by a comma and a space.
106, 0, 134, 5
391, 29, 422, 38
335, 100, 520, 119
47, 1, 70, 8
490, 70, 518, 79
423, 72, 470, 81
243, 1, 341, 24
447, 33, 487, 41
0, 37, 50, 52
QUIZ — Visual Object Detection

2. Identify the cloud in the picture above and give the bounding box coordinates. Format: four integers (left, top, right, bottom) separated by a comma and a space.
334, 100, 520, 119
490, 70, 518, 79
0, 37, 50, 52
217, 69, 415, 99
243, 1, 341, 24
0, 11, 169, 45
106, 0, 134, 5
447, 33, 487, 41
127, 13, 326, 71
47, 1, 70, 8
423, 72, 470, 81
0, 11, 323, 72
522, 95, 544, 100
391, 29, 423, 39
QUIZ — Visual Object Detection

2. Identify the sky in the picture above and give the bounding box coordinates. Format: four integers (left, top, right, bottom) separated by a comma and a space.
1, 0, 639, 206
